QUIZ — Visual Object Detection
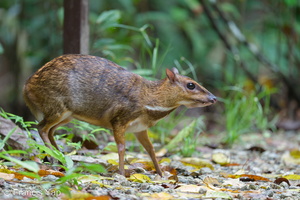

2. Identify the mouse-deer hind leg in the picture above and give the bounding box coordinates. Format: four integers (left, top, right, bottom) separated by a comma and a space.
38, 111, 72, 150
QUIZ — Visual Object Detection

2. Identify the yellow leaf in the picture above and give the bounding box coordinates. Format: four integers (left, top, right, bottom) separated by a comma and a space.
128, 173, 151, 183
149, 192, 174, 200
290, 149, 300, 159
282, 151, 300, 165
107, 159, 119, 165
159, 157, 171, 164
181, 157, 214, 170
91, 181, 112, 188
61, 192, 93, 200
283, 174, 300, 180
212, 153, 230, 166
100, 153, 119, 161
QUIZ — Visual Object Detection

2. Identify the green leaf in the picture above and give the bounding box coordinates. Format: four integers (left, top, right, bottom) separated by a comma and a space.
0, 127, 17, 150
64, 155, 74, 169
96, 10, 121, 29
18, 171, 41, 180
0, 42, 4, 54
165, 120, 197, 151
35, 144, 67, 166
0, 155, 39, 173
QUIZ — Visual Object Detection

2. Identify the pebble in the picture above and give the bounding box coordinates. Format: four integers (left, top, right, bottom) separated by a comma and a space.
279, 181, 289, 189
199, 167, 212, 174
148, 185, 164, 193
266, 190, 274, 197
198, 187, 207, 194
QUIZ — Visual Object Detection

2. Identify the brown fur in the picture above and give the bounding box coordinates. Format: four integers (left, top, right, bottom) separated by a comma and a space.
23, 54, 216, 176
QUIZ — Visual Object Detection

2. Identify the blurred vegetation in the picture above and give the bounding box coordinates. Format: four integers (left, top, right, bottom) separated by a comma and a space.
0, 0, 299, 146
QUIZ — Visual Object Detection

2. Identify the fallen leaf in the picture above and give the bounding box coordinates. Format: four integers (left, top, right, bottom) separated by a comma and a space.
290, 149, 300, 159
282, 151, 300, 165
205, 190, 232, 199
0, 172, 14, 180
212, 153, 230, 166
175, 184, 203, 193
274, 177, 290, 186
148, 192, 174, 200
159, 157, 172, 164
85, 195, 111, 200
180, 157, 214, 170
222, 178, 245, 188
128, 173, 151, 183
156, 148, 168, 157
283, 174, 300, 180
247, 146, 266, 153
203, 176, 221, 189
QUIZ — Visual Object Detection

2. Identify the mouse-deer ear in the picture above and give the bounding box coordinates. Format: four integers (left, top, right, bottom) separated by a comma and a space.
171, 67, 179, 74
166, 68, 179, 83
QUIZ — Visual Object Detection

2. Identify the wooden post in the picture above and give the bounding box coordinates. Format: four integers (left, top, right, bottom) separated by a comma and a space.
63, 0, 89, 54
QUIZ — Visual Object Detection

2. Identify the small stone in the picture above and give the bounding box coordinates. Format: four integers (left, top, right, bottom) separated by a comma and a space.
279, 181, 289, 189
266, 190, 274, 197
134, 167, 147, 174
199, 167, 212, 174
241, 185, 249, 191
113, 173, 127, 182
249, 184, 257, 190
42, 175, 59, 182
280, 193, 292, 199
198, 187, 207, 194
125, 188, 135, 194
140, 183, 149, 190
270, 183, 281, 189
148, 185, 164, 193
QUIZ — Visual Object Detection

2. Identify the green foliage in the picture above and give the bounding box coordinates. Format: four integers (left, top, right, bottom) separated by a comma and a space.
57, 119, 110, 150
0, 108, 37, 135
0, 150, 39, 173
221, 85, 277, 146
164, 118, 205, 157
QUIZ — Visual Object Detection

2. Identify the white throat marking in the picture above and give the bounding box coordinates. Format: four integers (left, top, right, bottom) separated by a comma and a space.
145, 105, 175, 112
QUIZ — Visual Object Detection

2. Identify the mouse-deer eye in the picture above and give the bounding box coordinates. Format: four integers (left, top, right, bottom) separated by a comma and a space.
187, 82, 196, 90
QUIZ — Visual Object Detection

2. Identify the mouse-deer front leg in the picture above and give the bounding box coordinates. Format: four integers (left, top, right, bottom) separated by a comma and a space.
113, 125, 127, 176
134, 130, 163, 176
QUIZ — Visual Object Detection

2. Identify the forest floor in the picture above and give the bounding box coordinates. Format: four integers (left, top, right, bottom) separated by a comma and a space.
0, 117, 300, 200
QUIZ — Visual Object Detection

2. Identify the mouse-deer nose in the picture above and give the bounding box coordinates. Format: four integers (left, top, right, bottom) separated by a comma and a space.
209, 95, 217, 104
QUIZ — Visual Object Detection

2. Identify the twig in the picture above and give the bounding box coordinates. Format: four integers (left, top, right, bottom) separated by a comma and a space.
198, 0, 257, 83
209, 1, 300, 105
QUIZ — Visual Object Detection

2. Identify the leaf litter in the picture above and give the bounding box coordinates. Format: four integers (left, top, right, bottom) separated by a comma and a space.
0, 132, 300, 199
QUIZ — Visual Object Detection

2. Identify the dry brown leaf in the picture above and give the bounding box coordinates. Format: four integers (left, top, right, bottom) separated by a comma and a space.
0, 172, 15, 180
274, 177, 290, 186
203, 176, 221, 189
38, 169, 51, 176
85, 195, 111, 200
